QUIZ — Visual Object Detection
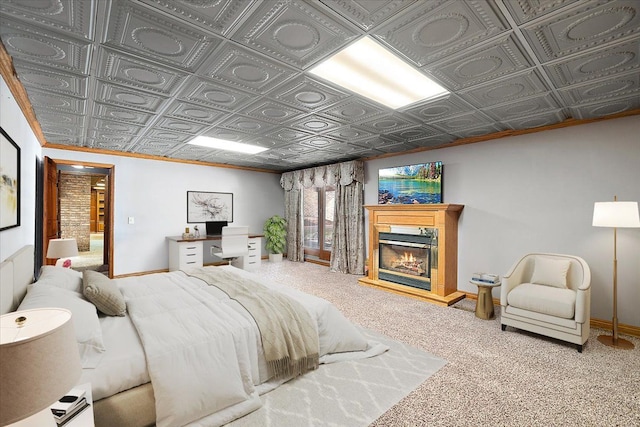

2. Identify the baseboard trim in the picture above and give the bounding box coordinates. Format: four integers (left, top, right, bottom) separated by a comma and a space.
463, 292, 640, 338
590, 319, 640, 338
113, 268, 168, 278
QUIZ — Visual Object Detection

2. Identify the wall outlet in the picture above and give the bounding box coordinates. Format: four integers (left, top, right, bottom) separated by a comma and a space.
128, 216, 135, 224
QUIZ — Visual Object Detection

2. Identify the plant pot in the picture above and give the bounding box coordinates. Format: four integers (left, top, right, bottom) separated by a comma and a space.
269, 253, 283, 263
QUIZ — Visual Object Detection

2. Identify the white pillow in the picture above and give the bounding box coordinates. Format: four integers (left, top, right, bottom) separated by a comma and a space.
37, 266, 84, 293
530, 257, 571, 289
17, 285, 106, 368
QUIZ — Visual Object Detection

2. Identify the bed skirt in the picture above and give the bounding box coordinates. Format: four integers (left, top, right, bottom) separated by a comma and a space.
94, 383, 155, 427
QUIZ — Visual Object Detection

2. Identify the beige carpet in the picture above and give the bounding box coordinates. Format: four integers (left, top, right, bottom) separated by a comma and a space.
254, 260, 640, 427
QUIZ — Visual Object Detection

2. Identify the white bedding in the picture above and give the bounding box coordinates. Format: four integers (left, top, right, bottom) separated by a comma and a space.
81, 266, 387, 427
79, 312, 149, 401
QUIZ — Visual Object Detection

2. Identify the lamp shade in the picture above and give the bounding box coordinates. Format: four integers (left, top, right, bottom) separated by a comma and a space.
593, 201, 640, 228
0, 308, 82, 425
46, 238, 79, 259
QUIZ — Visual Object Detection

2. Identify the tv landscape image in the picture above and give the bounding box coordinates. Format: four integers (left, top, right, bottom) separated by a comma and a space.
378, 161, 443, 204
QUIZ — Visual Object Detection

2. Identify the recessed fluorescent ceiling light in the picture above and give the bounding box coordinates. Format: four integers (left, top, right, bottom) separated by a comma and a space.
309, 37, 448, 109
188, 136, 268, 154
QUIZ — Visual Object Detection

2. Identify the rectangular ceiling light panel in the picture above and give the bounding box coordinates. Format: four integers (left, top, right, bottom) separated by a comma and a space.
188, 136, 268, 154
309, 37, 448, 109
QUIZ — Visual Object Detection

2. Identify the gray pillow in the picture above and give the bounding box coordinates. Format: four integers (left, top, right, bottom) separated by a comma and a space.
83, 270, 126, 316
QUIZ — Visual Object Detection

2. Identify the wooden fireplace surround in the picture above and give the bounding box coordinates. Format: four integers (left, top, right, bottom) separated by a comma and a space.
359, 204, 465, 306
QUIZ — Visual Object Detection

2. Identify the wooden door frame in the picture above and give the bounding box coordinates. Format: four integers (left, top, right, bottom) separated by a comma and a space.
303, 186, 334, 262
43, 157, 115, 277
43, 157, 58, 267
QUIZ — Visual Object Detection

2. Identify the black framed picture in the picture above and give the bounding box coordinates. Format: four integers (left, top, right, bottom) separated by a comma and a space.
0, 127, 20, 231
187, 191, 233, 223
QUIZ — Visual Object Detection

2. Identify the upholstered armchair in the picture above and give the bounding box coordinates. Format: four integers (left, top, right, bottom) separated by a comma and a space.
500, 253, 591, 352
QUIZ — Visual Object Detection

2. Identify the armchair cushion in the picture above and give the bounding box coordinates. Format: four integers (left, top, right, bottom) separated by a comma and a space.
530, 257, 571, 288
507, 283, 576, 319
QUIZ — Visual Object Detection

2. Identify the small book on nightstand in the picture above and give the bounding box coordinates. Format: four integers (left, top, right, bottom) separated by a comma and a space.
51, 387, 90, 426
53, 398, 90, 426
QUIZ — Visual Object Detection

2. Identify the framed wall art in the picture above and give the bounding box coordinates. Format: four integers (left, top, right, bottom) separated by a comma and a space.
0, 127, 20, 231
187, 191, 233, 223
378, 161, 443, 204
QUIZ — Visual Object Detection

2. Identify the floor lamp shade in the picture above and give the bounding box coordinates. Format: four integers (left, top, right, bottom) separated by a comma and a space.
46, 238, 79, 259
592, 201, 640, 228
0, 308, 82, 425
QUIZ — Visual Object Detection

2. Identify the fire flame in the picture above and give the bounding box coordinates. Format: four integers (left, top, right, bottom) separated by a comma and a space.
400, 252, 415, 263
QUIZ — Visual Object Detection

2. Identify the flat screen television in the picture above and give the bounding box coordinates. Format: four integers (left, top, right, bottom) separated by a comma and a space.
206, 221, 228, 236
378, 161, 443, 204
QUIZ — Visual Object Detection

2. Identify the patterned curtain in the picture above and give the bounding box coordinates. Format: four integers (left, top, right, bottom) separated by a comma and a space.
280, 160, 365, 273
280, 170, 304, 262
330, 177, 365, 274
283, 188, 304, 262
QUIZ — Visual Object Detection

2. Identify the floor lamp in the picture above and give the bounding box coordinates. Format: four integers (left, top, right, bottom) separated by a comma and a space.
592, 196, 640, 349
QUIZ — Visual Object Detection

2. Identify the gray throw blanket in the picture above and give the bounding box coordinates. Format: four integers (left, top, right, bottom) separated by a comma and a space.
186, 268, 319, 379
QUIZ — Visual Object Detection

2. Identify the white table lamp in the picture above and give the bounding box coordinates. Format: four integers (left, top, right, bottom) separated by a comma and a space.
46, 238, 79, 267
0, 308, 82, 426
592, 196, 640, 349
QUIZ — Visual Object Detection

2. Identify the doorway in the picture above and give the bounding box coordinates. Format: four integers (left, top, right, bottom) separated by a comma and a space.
43, 157, 115, 277
303, 185, 335, 263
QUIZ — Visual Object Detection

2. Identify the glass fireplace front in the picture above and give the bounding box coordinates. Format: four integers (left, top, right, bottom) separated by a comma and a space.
378, 229, 437, 291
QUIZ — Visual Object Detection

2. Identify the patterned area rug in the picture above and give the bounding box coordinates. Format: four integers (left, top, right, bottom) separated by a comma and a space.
229, 328, 446, 427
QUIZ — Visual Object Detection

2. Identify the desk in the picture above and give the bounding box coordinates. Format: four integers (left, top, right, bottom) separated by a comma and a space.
166, 235, 262, 272
470, 279, 501, 320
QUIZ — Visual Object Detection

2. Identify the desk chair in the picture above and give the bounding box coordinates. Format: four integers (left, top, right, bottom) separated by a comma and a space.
211, 226, 250, 263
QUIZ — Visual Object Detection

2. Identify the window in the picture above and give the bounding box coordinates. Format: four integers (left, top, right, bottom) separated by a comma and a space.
303, 186, 335, 261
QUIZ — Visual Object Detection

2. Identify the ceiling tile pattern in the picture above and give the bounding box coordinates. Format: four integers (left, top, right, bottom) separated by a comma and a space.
372, 0, 508, 66
104, 0, 223, 72
230, 0, 359, 69
0, 16, 92, 73
1, 0, 639, 172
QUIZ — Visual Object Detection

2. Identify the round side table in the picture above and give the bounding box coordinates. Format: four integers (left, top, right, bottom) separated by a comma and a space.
470, 279, 501, 320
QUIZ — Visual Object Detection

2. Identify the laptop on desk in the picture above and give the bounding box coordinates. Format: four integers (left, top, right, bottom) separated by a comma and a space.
205, 221, 228, 236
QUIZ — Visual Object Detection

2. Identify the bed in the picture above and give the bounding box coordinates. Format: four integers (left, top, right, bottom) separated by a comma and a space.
1, 245, 387, 427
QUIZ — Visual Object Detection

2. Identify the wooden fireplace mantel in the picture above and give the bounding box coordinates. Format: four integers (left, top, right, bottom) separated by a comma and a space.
359, 204, 465, 306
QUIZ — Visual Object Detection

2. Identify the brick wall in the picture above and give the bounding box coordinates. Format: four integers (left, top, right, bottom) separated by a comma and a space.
59, 172, 91, 251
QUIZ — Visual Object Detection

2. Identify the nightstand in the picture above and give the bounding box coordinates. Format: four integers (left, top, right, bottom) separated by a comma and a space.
470, 279, 501, 320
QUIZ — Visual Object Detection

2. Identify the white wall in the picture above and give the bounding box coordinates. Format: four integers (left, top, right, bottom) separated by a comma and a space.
0, 76, 40, 262
42, 148, 284, 276
364, 115, 640, 327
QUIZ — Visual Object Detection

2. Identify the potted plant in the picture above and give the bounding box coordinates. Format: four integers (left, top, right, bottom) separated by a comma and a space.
263, 215, 287, 262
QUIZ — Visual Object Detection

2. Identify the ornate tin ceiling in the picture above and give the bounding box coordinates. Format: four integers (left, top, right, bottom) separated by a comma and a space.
1, 0, 639, 172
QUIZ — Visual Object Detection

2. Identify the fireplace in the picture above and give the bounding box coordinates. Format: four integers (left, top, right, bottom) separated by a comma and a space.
359, 204, 464, 306
378, 228, 437, 291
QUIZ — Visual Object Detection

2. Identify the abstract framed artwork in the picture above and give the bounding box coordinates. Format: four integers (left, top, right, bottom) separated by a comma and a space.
0, 127, 20, 231
187, 191, 233, 223
378, 161, 443, 204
